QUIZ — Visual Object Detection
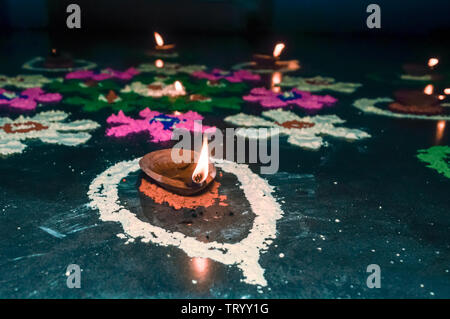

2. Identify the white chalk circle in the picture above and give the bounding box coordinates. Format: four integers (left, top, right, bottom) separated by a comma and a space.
22, 56, 97, 73
87, 158, 284, 287
353, 97, 450, 121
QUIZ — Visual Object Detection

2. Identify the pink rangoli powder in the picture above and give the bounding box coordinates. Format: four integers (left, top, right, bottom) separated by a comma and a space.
106, 108, 216, 142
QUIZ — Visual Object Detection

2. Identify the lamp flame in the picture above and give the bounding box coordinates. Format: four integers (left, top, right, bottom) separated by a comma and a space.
174, 80, 183, 92
444, 88, 450, 95
192, 136, 209, 184
154, 32, 164, 47
424, 84, 434, 95
155, 59, 164, 68
273, 43, 285, 58
428, 58, 439, 68
438, 95, 445, 100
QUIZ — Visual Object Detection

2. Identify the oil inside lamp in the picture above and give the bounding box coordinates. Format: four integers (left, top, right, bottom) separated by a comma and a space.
139, 136, 216, 196
154, 32, 175, 51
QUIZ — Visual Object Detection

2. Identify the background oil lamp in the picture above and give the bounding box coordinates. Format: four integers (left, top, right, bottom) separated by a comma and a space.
251, 43, 300, 71
153, 32, 176, 52
402, 57, 442, 80
139, 136, 216, 196
44, 48, 74, 69
389, 87, 447, 115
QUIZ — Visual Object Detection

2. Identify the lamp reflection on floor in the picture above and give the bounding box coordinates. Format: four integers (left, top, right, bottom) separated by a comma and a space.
435, 120, 446, 144
190, 257, 211, 283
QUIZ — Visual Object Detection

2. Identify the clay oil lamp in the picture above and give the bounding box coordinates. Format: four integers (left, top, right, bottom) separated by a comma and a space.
251, 43, 300, 72
147, 32, 177, 57
139, 136, 216, 196
402, 57, 442, 81
44, 48, 74, 69
388, 86, 445, 115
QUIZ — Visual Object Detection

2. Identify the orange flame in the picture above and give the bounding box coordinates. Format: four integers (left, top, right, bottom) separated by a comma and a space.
438, 95, 445, 100
428, 58, 439, 68
173, 110, 181, 116
155, 59, 164, 68
424, 84, 434, 95
154, 32, 164, 47
273, 43, 285, 58
174, 80, 183, 92
444, 88, 450, 95
192, 136, 209, 184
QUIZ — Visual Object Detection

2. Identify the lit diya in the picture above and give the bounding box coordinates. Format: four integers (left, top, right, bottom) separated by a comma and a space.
44, 48, 74, 69
401, 57, 442, 81
148, 32, 178, 58
139, 137, 216, 195
389, 86, 448, 115
249, 43, 299, 73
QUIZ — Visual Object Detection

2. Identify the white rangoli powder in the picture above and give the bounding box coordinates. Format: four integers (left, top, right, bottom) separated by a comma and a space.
87, 158, 284, 287
353, 97, 450, 121
225, 109, 370, 150
0, 111, 100, 156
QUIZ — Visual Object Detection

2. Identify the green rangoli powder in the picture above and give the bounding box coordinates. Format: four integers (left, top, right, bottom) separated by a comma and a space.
417, 146, 450, 178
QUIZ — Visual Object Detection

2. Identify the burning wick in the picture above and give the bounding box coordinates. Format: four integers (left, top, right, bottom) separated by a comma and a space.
273, 43, 285, 59
428, 58, 439, 68
192, 136, 209, 184
424, 84, 434, 95
154, 32, 164, 47
155, 59, 164, 68
153, 32, 175, 51
174, 80, 183, 92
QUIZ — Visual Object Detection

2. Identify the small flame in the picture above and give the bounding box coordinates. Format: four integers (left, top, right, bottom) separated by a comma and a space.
154, 32, 164, 47
438, 95, 445, 100
51, 48, 57, 55
174, 80, 183, 92
273, 43, 285, 58
444, 88, 450, 95
192, 136, 209, 184
173, 110, 181, 116
428, 58, 439, 68
155, 59, 164, 68
424, 84, 434, 95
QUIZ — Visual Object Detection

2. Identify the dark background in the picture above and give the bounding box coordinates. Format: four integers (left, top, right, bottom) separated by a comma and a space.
1, 0, 450, 36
